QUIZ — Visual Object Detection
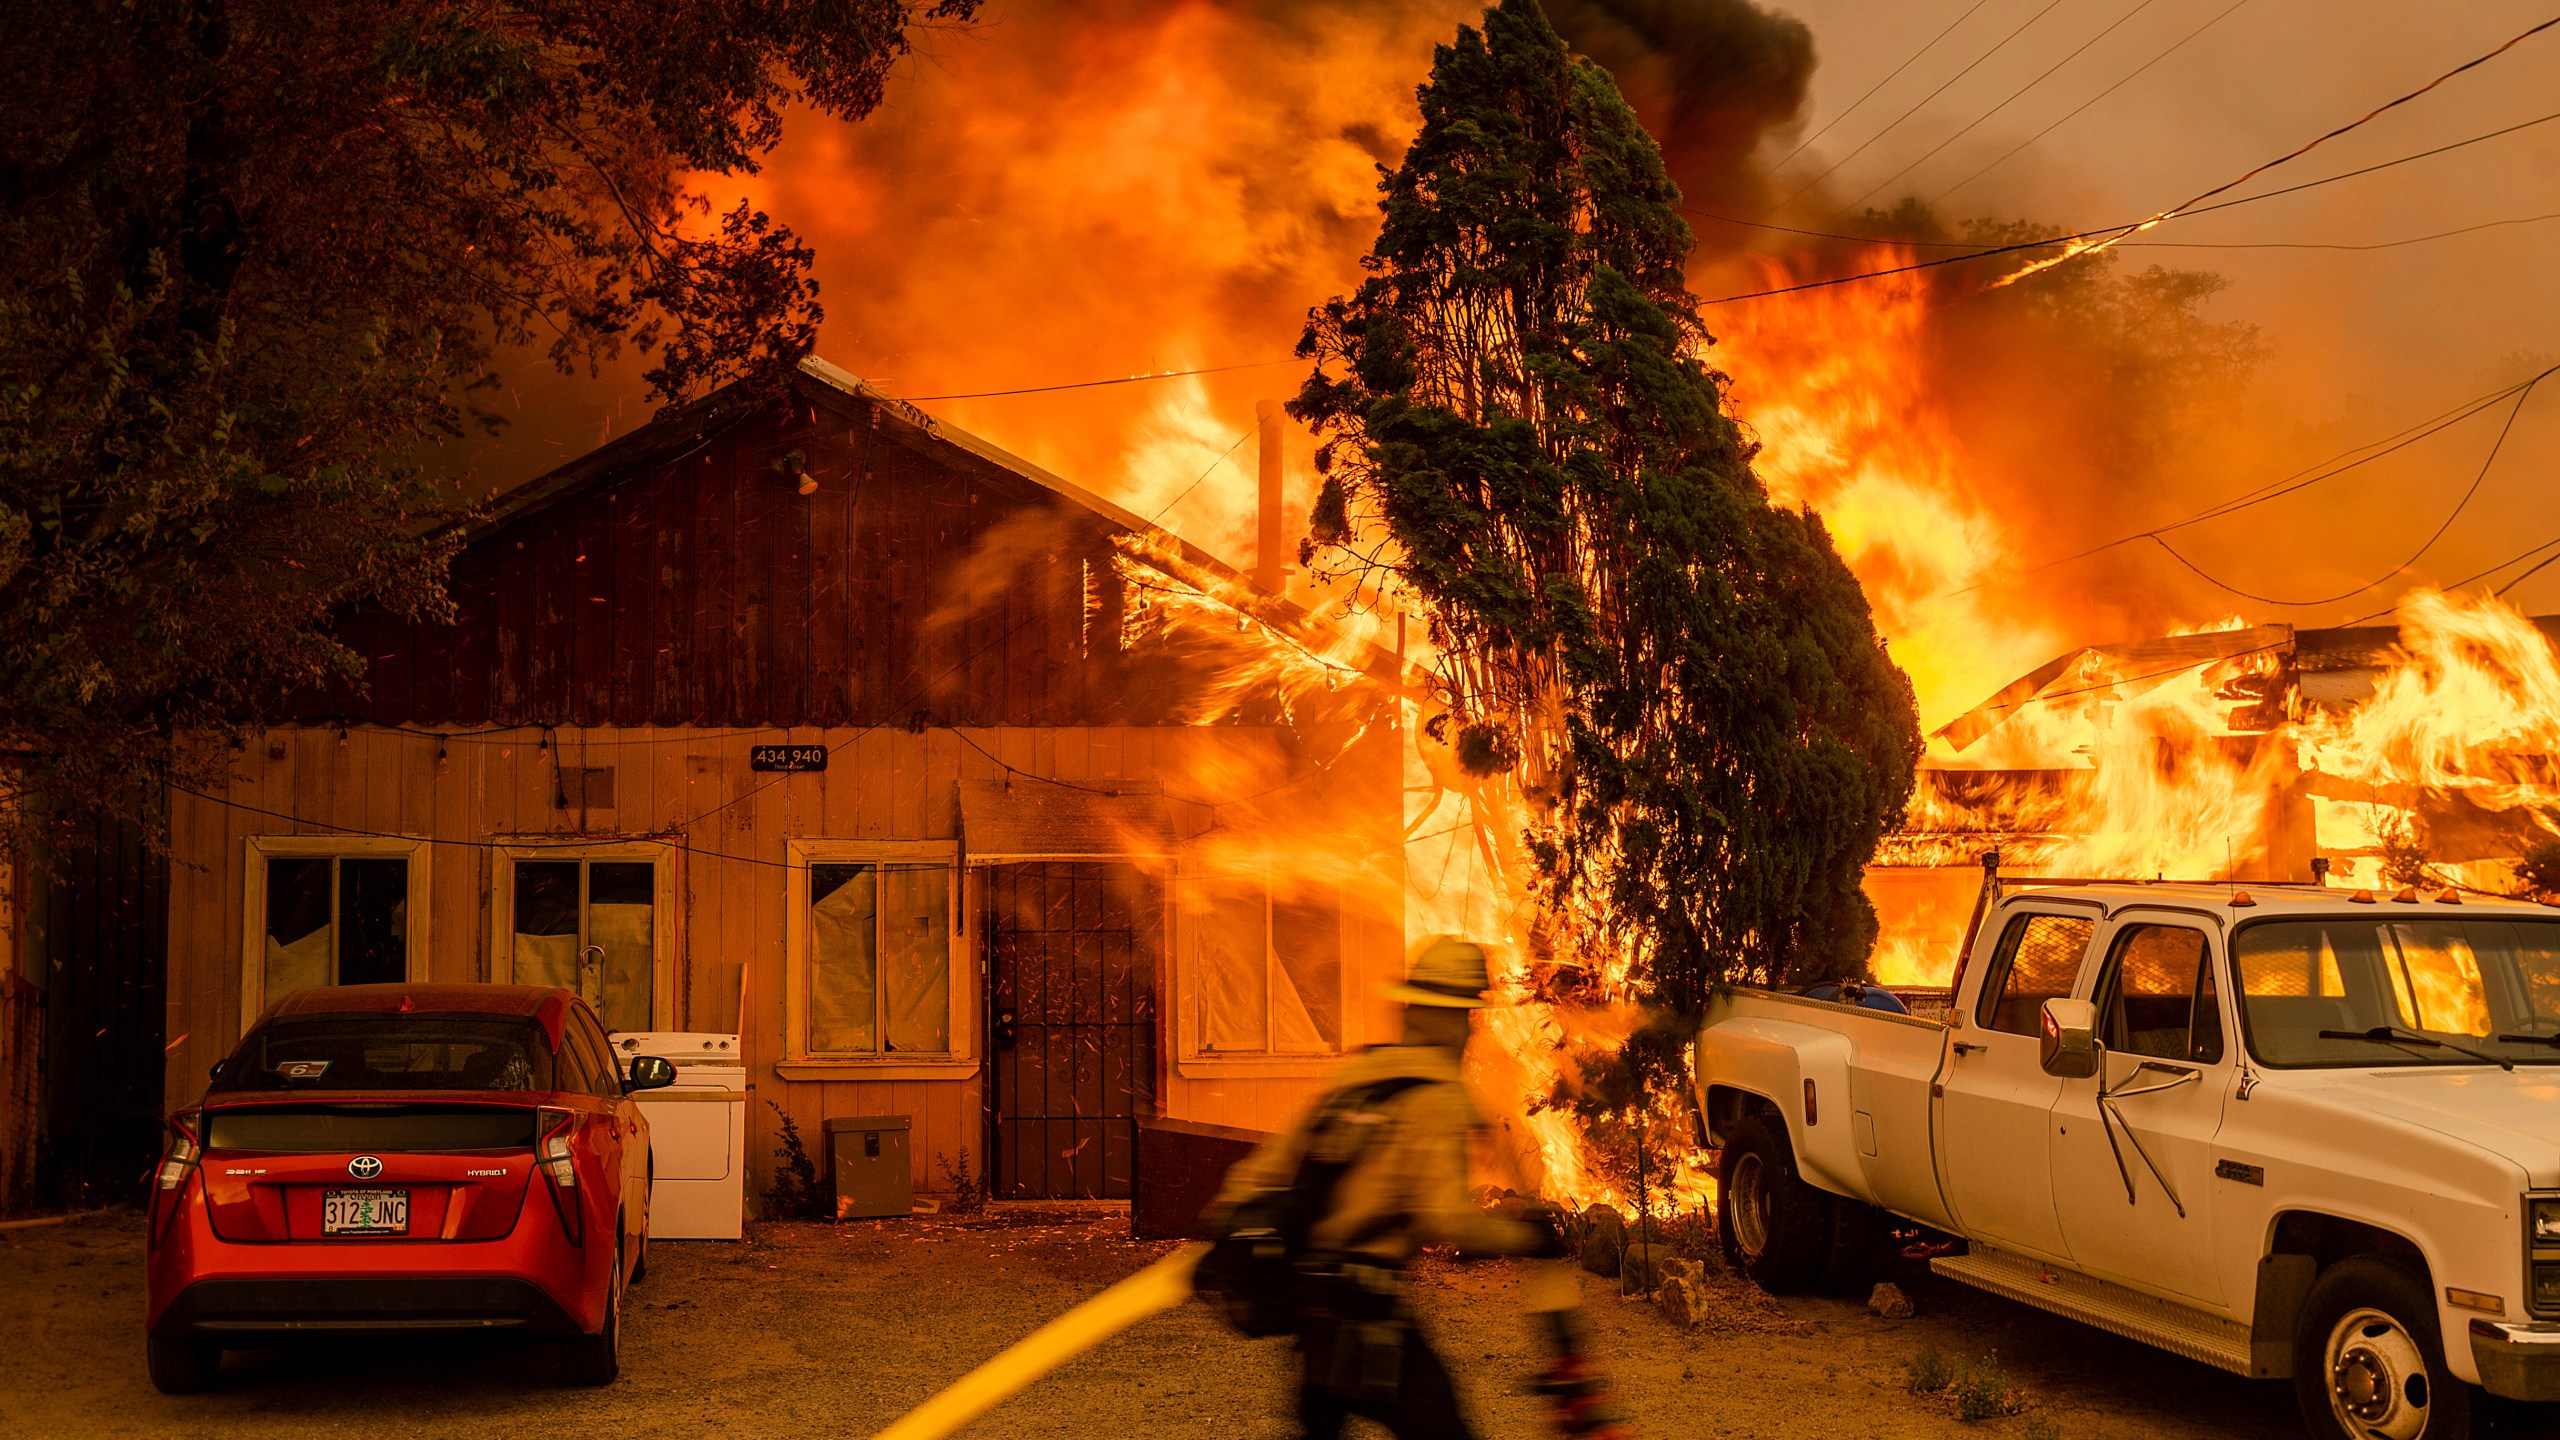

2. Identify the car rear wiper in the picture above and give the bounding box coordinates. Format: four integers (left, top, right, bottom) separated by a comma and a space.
2319, 1025, 2513, 1072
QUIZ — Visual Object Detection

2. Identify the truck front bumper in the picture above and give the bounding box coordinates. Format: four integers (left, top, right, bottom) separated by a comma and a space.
2468, 1320, 2560, 1402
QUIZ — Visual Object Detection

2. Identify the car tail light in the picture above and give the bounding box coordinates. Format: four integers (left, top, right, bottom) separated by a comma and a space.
150, 1112, 202, 1248
538, 1107, 583, 1245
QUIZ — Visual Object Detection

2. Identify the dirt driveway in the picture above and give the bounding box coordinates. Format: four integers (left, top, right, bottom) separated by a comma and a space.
0, 1206, 2356, 1439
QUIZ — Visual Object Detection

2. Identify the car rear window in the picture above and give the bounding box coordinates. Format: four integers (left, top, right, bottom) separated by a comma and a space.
204, 1105, 538, 1152
212, 1014, 554, 1093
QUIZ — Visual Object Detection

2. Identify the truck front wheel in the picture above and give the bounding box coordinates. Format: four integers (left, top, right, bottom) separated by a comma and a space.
1718, 1114, 1833, 1294
2292, 1257, 2476, 1440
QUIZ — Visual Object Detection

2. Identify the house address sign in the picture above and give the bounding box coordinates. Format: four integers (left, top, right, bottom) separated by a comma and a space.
749, 744, 830, 773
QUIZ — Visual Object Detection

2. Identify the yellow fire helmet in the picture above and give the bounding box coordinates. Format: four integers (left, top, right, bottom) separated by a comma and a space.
1381, 934, 1501, 1008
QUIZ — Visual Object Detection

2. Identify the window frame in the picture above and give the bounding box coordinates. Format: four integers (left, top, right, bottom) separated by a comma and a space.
1970, 908, 2099, 1038
238, 834, 433, 1022
488, 839, 679, 1035
1172, 857, 1346, 1078
780, 838, 973, 1081
2091, 919, 2226, 1066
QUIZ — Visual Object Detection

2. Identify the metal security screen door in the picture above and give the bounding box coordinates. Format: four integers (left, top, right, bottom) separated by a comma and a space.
983, 862, 1161, 1199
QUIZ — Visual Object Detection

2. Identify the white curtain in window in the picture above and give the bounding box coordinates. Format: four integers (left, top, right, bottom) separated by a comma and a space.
513, 932, 580, 991
264, 929, 331, 1001
588, 901, 654, 1034
880, 867, 951, 1053
1198, 880, 1268, 1052
809, 868, 879, 1053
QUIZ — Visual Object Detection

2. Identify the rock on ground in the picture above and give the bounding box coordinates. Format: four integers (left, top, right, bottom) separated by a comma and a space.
1655, 1275, 1705, 1329
1578, 1205, 1626, 1277
1870, 1282, 1917, 1320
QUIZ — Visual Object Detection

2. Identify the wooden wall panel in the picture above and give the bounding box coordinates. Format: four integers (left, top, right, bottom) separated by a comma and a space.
166, 718, 1386, 1200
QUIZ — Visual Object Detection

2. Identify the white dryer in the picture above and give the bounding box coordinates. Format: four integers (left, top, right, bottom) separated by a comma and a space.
612, 1031, 746, 1240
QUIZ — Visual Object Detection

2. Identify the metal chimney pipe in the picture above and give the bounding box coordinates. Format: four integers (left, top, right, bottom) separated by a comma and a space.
1253, 399, 1288, 594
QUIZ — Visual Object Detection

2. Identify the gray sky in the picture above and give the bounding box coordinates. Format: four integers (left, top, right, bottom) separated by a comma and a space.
1764, 0, 2560, 619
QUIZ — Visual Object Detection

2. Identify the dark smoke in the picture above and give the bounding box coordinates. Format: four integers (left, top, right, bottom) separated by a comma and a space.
1544, 0, 1816, 219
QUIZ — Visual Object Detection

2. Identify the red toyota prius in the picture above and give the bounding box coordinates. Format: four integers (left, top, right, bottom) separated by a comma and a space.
145, 984, 672, 1393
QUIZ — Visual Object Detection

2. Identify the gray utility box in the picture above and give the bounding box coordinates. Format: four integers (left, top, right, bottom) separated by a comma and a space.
823, 1115, 913, 1220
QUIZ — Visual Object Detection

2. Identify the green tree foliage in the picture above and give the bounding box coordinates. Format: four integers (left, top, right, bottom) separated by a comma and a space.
1290, 0, 1920, 1030
0, 0, 973, 842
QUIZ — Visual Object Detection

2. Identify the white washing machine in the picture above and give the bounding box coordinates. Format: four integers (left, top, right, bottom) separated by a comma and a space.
612, 1031, 746, 1240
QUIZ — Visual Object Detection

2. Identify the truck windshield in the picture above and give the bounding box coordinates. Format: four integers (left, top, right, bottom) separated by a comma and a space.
2231, 917, 2560, 1067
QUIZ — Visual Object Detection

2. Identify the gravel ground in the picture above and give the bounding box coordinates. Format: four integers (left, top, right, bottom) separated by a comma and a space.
0, 1205, 2468, 1440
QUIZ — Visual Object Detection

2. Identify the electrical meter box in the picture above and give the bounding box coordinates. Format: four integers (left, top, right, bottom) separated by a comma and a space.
823, 1115, 913, 1220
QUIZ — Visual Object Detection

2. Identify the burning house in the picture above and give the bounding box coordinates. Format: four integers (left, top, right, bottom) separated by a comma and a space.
154, 357, 1413, 1204
1867, 599, 2560, 986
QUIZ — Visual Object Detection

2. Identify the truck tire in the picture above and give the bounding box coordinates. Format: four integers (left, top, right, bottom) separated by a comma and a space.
1717, 1114, 1833, 1294
1819, 1197, 1885, 1295
2292, 1256, 2476, 1440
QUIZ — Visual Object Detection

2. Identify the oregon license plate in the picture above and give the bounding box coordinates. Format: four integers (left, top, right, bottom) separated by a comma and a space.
322, 1188, 408, 1235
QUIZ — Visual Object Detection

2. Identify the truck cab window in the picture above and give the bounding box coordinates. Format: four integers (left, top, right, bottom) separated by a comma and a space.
1974, 913, 2095, 1036
2098, 925, 2222, 1064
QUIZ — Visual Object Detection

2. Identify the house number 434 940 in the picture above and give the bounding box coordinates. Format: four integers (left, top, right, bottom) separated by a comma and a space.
748, 744, 829, 772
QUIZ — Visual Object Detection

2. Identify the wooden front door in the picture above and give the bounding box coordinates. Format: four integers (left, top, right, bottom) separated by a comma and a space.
983, 862, 1161, 1199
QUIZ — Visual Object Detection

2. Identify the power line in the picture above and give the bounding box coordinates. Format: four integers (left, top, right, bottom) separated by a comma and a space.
1932, 0, 2257, 204
2150, 373, 2547, 608
1979, 365, 2557, 595
1769, 0, 2003, 175
1996, 12, 2560, 286
1146, 424, 1258, 528
889, 359, 1296, 403
1782, 0, 2077, 208
1838, 0, 2169, 217
2339, 533, 2560, 626
1700, 106, 2560, 304
1684, 204, 2560, 253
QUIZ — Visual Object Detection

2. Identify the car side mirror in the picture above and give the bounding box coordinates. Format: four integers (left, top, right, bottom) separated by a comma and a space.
625, 1055, 677, 1092
2040, 998, 2101, 1078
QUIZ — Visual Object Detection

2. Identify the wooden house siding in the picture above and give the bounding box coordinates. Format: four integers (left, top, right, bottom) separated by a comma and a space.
161, 360, 1411, 1201
164, 719, 1402, 1195
303, 375, 1222, 732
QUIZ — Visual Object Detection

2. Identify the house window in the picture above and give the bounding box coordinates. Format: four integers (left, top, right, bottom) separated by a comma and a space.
1191, 874, 1340, 1056
264, 858, 408, 993
508, 859, 658, 1034
783, 841, 966, 1070
808, 862, 952, 1055
241, 837, 430, 1016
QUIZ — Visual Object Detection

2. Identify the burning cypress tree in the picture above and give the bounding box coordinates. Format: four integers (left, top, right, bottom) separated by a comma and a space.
1291, 0, 1920, 1040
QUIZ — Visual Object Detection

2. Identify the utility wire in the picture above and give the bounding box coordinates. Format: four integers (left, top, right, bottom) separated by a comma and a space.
1146, 425, 1259, 528
1996, 13, 2560, 286
1685, 204, 2560, 253
1977, 365, 2558, 595
1838, 0, 2168, 217
889, 359, 1296, 403
1933, 0, 2257, 203
1783, 0, 2076, 208
1769, 0, 2002, 175
2338, 533, 2560, 626
2151, 373, 2547, 608
1701, 106, 2560, 303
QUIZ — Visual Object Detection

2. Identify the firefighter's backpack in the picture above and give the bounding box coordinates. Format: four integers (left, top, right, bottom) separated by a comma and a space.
1193, 1075, 1430, 1337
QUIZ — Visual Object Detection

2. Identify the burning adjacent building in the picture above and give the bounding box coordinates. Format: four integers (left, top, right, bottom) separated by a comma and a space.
1867, 596, 2560, 987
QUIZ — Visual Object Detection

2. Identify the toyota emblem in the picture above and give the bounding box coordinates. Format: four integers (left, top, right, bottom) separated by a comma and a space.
347, 1155, 385, 1181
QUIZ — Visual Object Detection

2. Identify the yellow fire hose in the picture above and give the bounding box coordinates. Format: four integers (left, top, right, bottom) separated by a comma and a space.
868, 1245, 1613, 1440
869, 1243, 1209, 1440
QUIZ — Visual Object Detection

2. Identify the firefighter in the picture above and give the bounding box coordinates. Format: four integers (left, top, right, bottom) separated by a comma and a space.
1210, 935, 1570, 1440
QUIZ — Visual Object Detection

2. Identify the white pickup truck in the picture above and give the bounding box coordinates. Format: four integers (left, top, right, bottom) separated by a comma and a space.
1697, 879, 2560, 1440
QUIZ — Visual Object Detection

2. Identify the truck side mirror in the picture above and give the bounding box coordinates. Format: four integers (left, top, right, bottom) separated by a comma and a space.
2039, 998, 2101, 1078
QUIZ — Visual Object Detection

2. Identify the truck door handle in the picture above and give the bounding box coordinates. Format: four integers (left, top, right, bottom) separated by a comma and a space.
1952, 1041, 1987, 1056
